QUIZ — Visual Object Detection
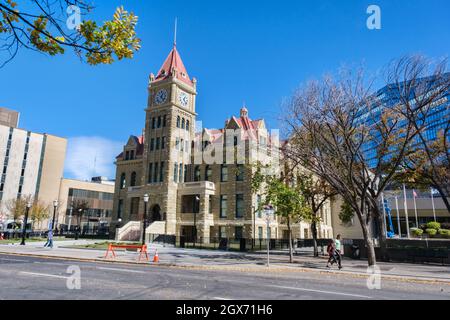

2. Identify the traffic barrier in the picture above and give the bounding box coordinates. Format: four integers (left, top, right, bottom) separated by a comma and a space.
104, 243, 149, 262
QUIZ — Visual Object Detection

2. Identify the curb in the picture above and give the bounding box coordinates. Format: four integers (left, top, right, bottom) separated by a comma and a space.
1, 250, 450, 286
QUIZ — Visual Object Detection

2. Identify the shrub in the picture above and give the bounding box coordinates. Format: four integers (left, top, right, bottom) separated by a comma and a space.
419, 224, 427, 231
441, 223, 450, 230
438, 229, 450, 238
411, 228, 423, 237
426, 221, 441, 230
425, 228, 437, 236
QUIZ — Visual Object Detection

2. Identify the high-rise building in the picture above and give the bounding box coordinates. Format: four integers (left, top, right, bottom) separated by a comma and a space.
0, 107, 19, 128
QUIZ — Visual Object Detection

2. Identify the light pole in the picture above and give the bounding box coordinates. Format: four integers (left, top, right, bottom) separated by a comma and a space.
264, 205, 274, 268
142, 194, 149, 245
20, 202, 32, 246
194, 195, 200, 246
252, 205, 256, 250
51, 199, 58, 232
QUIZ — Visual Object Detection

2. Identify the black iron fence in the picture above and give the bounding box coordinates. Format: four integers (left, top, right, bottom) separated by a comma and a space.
147, 234, 332, 252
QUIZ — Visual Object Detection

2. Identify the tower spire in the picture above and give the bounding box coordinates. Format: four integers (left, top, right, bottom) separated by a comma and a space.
174, 17, 178, 47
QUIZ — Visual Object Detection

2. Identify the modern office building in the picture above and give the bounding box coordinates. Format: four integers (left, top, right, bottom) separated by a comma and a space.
57, 177, 114, 234
0, 117, 67, 228
111, 43, 334, 242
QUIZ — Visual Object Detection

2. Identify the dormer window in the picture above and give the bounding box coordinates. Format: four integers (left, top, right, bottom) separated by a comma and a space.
160, 69, 166, 76
181, 72, 186, 78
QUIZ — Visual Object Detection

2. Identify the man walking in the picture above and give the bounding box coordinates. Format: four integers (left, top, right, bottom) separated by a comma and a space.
44, 223, 54, 249
335, 234, 343, 270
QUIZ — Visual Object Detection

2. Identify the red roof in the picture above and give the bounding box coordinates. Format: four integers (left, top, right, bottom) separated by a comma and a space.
153, 45, 193, 86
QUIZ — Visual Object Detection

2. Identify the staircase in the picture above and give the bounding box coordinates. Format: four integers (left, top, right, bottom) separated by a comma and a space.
115, 221, 141, 241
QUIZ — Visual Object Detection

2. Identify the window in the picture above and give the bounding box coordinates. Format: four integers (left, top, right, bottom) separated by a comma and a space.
152, 118, 156, 129
180, 139, 184, 152
154, 163, 159, 183
205, 165, 212, 181
156, 137, 160, 150
221, 165, 228, 182
161, 137, 166, 149
150, 138, 155, 151
163, 115, 167, 127
179, 163, 183, 183
185, 140, 189, 153
176, 116, 181, 128
148, 163, 153, 183
209, 196, 213, 214
186, 120, 190, 131
176, 138, 180, 150
157, 116, 162, 128
235, 226, 243, 240
236, 194, 244, 218
125, 151, 129, 160
220, 195, 228, 218
130, 172, 137, 187
236, 165, 244, 181
258, 226, 263, 239
174, 163, 178, 183
257, 194, 262, 218
130, 150, 134, 160
181, 118, 185, 129
194, 166, 201, 182
130, 197, 139, 216
219, 226, 227, 239
2, 166, 6, 174
159, 162, 165, 182
184, 164, 188, 182
120, 173, 126, 189
118, 199, 123, 219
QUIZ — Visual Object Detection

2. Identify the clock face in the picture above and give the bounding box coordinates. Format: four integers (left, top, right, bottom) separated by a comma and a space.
155, 89, 168, 105
178, 92, 189, 107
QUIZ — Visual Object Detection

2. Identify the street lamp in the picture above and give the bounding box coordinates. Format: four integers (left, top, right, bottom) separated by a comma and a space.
20, 202, 32, 246
194, 195, 200, 245
264, 205, 274, 268
142, 194, 149, 245
51, 199, 58, 232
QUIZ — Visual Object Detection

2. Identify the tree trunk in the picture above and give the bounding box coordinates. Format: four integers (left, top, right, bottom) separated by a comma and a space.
287, 216, 293, 263
376, 207, 388, 262
311, 219, 318, 257
360, 219, 377, 266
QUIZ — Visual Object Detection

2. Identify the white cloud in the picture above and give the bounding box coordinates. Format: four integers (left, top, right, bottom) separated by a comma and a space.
64, 136, 123, 181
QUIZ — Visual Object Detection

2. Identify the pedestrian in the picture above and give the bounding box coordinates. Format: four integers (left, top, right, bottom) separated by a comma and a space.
44, 228, 53, 248
334, 234, 343, 270
326, 239, 337, 268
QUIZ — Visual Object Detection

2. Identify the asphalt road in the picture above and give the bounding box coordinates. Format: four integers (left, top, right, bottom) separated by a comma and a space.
0, 253, 449, 300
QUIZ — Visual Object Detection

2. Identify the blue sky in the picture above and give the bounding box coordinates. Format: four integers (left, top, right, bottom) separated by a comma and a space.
0, 0, 449, 180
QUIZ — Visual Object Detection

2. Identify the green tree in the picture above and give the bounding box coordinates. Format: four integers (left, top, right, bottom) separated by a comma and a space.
339, 200, 355, 224
30, 200, 50, 229
265, 177, 311, 263
0, 1, 140, 66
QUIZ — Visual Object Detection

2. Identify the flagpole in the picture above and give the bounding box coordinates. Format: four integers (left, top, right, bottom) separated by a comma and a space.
395, 196, 401, 238
403, 184, 410, 238
413, 190, 419, 228
431, 187, 437, 222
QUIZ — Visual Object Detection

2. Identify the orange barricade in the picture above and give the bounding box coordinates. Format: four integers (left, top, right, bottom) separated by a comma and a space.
104, 244, 149, 262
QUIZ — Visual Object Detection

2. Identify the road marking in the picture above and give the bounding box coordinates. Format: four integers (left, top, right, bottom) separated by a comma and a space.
0, 258, 29, 263
97, 267, 146, 274
269, 285, 372, 299
19, 271, 68, 279
213, 297, 232, 300
34, 261, 68, 266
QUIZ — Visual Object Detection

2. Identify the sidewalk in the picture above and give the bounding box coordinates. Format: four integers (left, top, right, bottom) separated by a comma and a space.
1, 241, 449, 284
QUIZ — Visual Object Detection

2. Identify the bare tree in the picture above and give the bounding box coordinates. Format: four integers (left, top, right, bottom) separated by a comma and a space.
283, 56, 448, 266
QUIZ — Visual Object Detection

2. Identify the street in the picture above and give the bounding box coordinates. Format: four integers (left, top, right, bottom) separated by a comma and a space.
0, 253, 449, 300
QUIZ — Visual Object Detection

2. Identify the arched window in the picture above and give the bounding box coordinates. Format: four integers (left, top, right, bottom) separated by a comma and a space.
205, 165, 212, 181
186, 120, 190, 131
176, 116, 181, 128
130, 172, 137, 187
181, 118, 185, 129
194, 166, 201, 182
163, 115, 167, 127
120, 173, 126, 189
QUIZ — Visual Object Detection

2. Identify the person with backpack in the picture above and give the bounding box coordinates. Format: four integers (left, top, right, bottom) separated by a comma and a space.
326, 239, 337, 268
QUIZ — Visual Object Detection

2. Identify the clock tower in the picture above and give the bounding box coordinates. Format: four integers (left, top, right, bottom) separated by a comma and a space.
142, 43, 197, 235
